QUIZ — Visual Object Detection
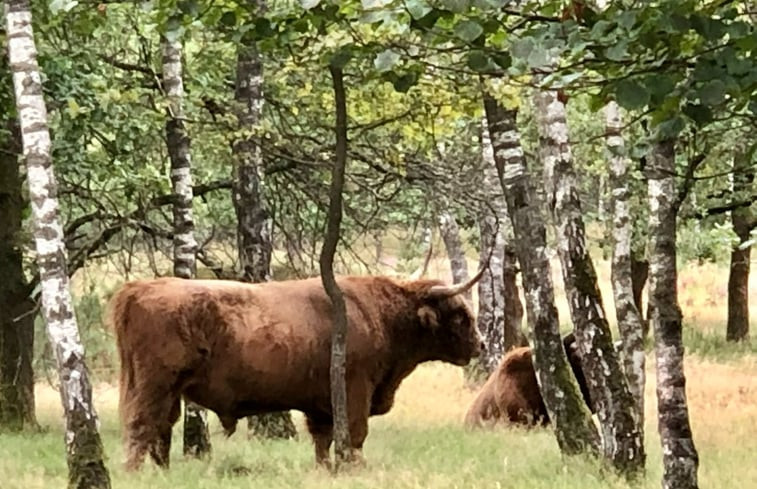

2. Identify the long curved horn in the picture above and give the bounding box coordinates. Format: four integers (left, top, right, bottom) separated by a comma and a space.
426, 265, 486, 299
425, 238, 496, 299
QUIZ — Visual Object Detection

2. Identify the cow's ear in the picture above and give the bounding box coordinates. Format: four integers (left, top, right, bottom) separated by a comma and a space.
417, 305, 440, 329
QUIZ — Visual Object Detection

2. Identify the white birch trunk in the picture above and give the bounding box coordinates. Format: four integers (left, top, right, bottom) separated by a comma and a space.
234, 41, 273, 283
160, 35, 210, 457
5, 2, 110, 486
535, 87, 643, 475
483, 92, 599, 456
234, 30, 296, 438
648, 140, 699, 489
605, 101, 646, 435
475, 120, 520, 373
438, 211, 470, 299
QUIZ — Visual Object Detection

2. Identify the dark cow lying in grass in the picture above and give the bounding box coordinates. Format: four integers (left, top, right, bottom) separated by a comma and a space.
111, 272, 484, 470
464, 334, 593, 427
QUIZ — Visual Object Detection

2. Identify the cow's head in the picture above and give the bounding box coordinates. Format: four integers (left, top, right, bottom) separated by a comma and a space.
410, 270, 485, 366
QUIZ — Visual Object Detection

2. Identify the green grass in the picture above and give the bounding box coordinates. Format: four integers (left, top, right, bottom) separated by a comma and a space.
7, 246, 754, 488
683, 327, 757, 361
2, 355, 756, 489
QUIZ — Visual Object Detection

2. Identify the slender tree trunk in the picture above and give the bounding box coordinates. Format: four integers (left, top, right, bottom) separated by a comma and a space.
438, 211, 470, 299
319, 64, 351, 469
161, 36, 210, 458
5, 3, 110, 487
475, 211, 505, 373
631, 256, 649, 319
483, 91, 599, 456
726, 236, 751, 342
412, 225, 433, 277
482, 120, 526, 353
234, 18, 296, 440
472, 119, 525, 381
648, 140, 699, 489
0, 119, 37, 431
726, 154, 753, 342
503, 243, 525, 349
535, 87, 643, 476
606, 101, 646, 449
439, 209, 486, 386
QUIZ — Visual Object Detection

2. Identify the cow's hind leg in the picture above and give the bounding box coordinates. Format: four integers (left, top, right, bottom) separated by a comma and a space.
123, 382, 181, 470
148, 395, 180, 468
305, 413, 333, 468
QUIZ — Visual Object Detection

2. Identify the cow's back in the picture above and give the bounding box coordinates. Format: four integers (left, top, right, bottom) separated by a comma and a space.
118, 277, 392, 418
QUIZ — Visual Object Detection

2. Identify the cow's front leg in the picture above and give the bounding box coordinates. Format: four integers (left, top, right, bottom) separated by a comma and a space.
345, 379, 371, 467
305, 413, 333, 468
347, 414, 368, 467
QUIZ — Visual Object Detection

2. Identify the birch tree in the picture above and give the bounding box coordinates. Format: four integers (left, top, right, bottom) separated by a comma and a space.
648, 139, 699, 489
481, 120, 526, 353
161, 34, 210, 458
534, 86, 643, 476
233, 5, 296, 439
483, 91, 599, 456
473, 120, 525, 380
606, 102, 646, 430
5, 1, 110, 486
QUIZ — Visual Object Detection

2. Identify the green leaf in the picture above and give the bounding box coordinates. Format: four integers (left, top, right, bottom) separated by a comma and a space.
491, 52, 512, 70
646, 74, 677, 98
467, 50, 491, 72
510, 37, 535, 60
656, 116, 685, 140
473, 0, 507, 8
615, 79, 649, 110
392, 72, 418, 93
254, 18, 275, 39
630, 141, 651, 160
526, 45, 549, 69
50, 0, 79, 14
406, 0, 432, 19
374, 49, 400, 72
590, 20, 613, 39
749, 100, 757, 116
454, 20, 484, 43
682, 104, 713, 126
330, 48, 353, 69
617, 10, 637, 30
442, 0, 470, 14
178, 0, 198, 16
605, 39, 628, 61
220, 11, 236, 26
690, 15, 726, 41
301, 0, 321, 10
698, 79, 727, 106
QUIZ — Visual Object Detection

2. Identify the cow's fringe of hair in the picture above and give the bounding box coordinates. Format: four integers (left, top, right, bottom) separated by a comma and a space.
107, 283, 138, 425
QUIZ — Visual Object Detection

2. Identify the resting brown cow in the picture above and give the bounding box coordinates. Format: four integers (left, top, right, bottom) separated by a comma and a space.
110, 272, 484, 470
464, 334, 593, 428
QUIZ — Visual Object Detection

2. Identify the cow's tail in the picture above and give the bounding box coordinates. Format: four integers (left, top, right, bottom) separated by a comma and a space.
107, 283, 139, 424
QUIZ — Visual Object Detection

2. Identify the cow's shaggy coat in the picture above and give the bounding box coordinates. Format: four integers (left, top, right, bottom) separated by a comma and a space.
464, 334, 593, 428
111, 275, 482, 470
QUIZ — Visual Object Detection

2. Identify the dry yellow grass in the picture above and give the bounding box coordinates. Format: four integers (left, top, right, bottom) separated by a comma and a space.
18, 354, 757, 489
33, 239, 752, 488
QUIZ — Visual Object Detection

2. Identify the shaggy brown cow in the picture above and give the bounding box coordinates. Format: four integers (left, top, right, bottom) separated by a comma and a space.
111, 273, 484, 470
464, 334, 593, 428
